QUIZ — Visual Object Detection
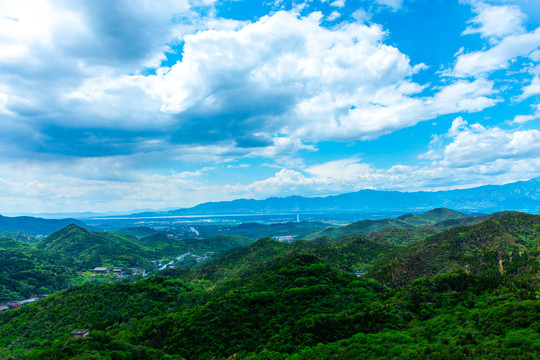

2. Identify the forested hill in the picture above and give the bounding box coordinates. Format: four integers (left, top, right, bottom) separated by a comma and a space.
0, 224, 254, 302
302, 208, 470, 240
368, 212, 540, 287
1, 254, 538, 359
1, 211, 539, 359
184, 234, 391, 285
0, 214, 85, 235
128, 177, 540, 216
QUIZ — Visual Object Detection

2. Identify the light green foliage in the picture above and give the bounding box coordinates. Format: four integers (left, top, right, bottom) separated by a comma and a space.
0, 212, 539, 359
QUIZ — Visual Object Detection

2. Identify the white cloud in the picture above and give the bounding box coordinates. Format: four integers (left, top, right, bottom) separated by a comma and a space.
513, 103, 540, 124
330, 0, 346, 8
513, 114, 535, 123
373, 0, 403, 11
225, 119, 540, 198
134, 11, 498, 144
305, 158, 373, 180
430, 78, 499, 114
0, 4, 502, 163
352, 9, 371, 22
520, 76, 540, 99
462, 2, 527, 43
1, 2, 536, 214
453, 27, 540, 76
530, 49, 540, 62
417, 135, 443, 160
0, 0, 202, 71
2, 119, 539, 214
442, 120, 540, 167
448, 116, 468, 137
327, 11, 341, 21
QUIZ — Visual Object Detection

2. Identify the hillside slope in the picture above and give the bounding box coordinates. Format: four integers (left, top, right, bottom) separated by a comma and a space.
368, 212, 540, 287
38, 224, 156, 270
1, 254, 537, 359
302, 208, 470, 240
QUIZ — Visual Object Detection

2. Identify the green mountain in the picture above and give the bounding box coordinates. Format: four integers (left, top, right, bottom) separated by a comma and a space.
1, 254, 537, 359
0, 214, 85, 235
217, 221, 329, 240
302, 208, 469, 240
0, 237, 75, 301
38, 224, 157, 270
395, 208, 469, 226
0, 237, 33, 252
0, 225, 257, 302
1, 211, 539, 359
141, 232, 254, 256
185, 234, 392, 287
0, 231, 38, 243
113, 226, 158, 239
368, 212, 540, 287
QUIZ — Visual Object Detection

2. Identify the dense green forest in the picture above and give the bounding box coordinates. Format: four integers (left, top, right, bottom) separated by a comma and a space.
0, 211, 538, 359
301, 208, 471, 240
0, 225, 253, 302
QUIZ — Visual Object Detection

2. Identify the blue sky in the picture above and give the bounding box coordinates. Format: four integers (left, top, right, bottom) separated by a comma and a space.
0, 0, 539, 214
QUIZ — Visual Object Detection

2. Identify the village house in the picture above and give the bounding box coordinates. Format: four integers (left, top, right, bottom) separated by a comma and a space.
70, 329, 90, 338
0, 305, 8, 313
112, 268, 123, 276
92, 267, 111, 274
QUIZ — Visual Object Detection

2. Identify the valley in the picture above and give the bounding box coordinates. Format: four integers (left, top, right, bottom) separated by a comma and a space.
0, 207, 538, 359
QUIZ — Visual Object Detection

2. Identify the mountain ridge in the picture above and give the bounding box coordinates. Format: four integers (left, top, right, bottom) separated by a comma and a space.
125, 177, 540, 217
0, 214, 85, 235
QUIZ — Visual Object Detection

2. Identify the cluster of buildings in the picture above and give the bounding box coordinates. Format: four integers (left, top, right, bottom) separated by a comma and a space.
91, 267, 146, 277
70, 329, 90, 338
273, 235, 296, 242
152, 250, 216, 271
92, 267, 124, 276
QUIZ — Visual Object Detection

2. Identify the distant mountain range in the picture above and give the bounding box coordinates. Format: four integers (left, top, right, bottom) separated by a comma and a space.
129, 177, 540, 217
0, 214, 85, 235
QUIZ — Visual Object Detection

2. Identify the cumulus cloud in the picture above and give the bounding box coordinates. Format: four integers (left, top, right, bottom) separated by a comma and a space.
330, 0, 346, 8
2, 118, 539, 214
453, 27, 540, 76
223, 120, 540, 199
513, 103, 540, 124
451, 1, 540, 78
373, 0, 403, 11
442, 122, 540, 167
417, 135, 443, 160
327, 10, 341, 21
0, 1, 536, 214
0, 4, 502, 162
462, 2, 527, 43
305, 158, 374, 180
133, 11, 498, 145
0, 0, 219, 70
520, 76, 540, 99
